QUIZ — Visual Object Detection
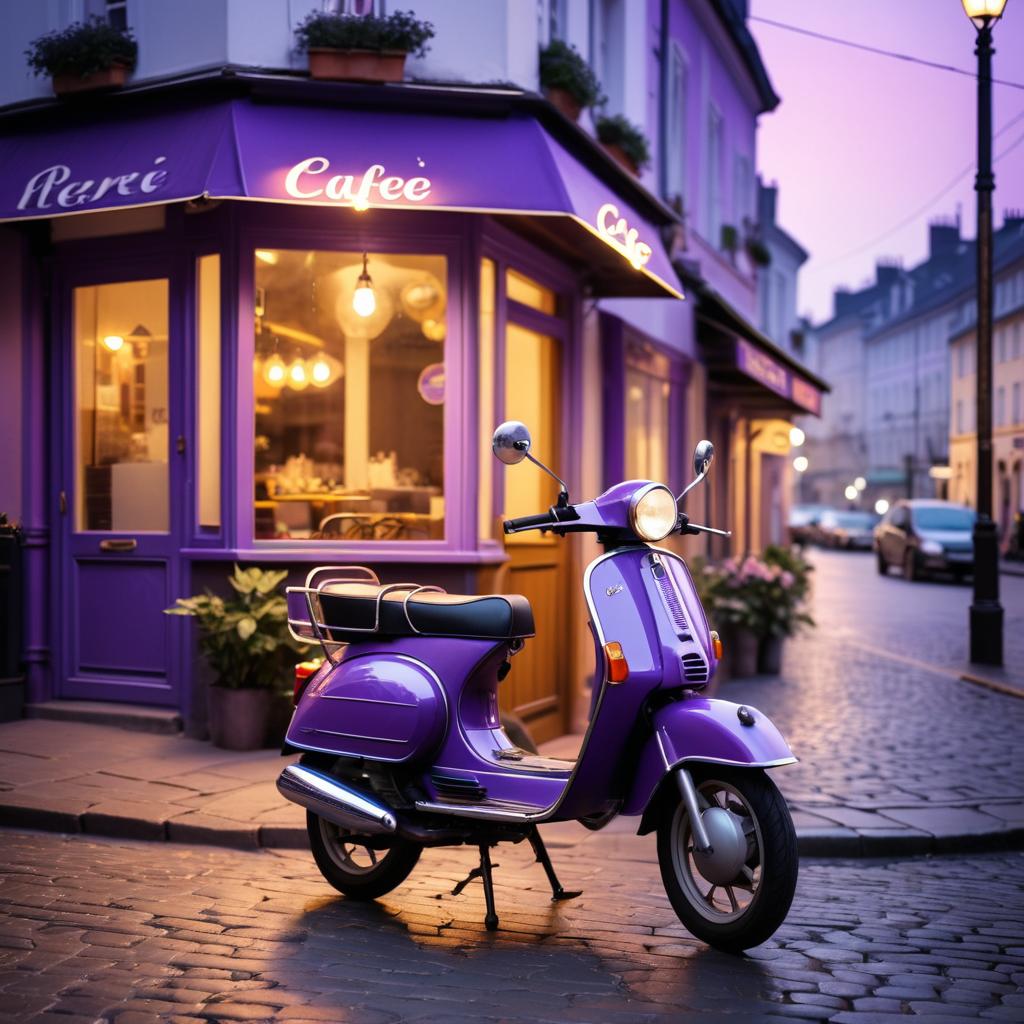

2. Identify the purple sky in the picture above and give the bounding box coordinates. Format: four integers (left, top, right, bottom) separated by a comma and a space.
749, 0, 1024, 324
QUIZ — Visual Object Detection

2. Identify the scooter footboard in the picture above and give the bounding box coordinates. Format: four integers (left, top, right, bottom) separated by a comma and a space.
622, 698, 796, 819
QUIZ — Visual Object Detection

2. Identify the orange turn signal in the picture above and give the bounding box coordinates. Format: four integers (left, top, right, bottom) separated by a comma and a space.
710, 631, 723, 660
604, 641, 629, 683
293, 659, 323, 705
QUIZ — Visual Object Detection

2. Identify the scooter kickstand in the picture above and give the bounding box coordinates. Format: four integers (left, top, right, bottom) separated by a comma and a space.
529, 826, 583, 901
451, 844, 500, 931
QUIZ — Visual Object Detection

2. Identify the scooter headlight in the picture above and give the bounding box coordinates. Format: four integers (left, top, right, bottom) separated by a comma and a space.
629, 484, 678, 542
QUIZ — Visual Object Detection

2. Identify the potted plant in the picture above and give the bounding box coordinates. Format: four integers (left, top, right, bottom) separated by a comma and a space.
759, 545, 814, 673
294, 9, 434, 83
594, 114, 651, 176
25, 18, 137, 96
720, 223, 739, 255
166, 565, 309, 750
538, 39, 603, 122
746, 236, 772, 267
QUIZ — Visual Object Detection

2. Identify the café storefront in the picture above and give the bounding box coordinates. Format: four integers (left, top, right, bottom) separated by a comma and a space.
0, 76, 684, 741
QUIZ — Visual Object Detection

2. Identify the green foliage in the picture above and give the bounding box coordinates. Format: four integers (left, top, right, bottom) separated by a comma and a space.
696, 552, 814, 639
295, 9, 434, 57
25, 18, 137, 79
165, 565, 308, 690
720, 223, 739, 252
595, 114, 652, 172
539, 39, 604, 109
746, 236, 772, 266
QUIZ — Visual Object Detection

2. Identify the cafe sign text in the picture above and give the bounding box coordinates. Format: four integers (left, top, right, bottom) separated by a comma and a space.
596, 202, 653, 270
283, 158, 432, 209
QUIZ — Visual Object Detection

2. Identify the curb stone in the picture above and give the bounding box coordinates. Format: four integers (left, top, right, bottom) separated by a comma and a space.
3, 804, 1023, 858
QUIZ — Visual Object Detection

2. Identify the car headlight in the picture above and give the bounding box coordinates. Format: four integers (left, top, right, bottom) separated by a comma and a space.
629, 484, 678, 541
920, 539, 943, 555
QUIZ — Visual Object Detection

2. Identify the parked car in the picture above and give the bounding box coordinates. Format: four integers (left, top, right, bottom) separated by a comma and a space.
874, 500, 975, 581
788, 504, 830, 546
817, 509, 878, 550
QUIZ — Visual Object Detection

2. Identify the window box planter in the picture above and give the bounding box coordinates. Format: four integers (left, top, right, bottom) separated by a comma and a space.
594, 115, 650, 178
544, 85, 583, 123
52, 61, 130, 96
307, 47, 406, 83
539, 40, 602, 124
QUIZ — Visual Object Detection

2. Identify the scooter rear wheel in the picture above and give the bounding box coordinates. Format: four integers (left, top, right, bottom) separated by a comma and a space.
657, 767, 797, 954
307, 811, 422, 900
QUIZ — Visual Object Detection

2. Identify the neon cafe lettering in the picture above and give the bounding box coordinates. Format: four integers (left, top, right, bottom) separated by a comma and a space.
284, 157, 432, 209
596, 203, 653, 270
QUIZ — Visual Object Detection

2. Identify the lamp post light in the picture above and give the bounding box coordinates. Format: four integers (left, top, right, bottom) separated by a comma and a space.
963, 0, 1007, 665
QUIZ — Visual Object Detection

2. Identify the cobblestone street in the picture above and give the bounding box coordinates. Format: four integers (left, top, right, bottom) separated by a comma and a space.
0, 830, 1022, 1023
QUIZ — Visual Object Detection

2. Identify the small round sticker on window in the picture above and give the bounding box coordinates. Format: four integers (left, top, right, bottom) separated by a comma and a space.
417, 362, 445, 406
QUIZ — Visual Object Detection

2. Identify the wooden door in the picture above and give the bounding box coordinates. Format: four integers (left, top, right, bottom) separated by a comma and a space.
500, 319, 569, 744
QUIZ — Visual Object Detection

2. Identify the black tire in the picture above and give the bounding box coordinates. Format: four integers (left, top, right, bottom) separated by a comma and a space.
903, 549, 919, 582
657, 767, 798, 954
876, 551, 888, 575
307, 811, 421, 900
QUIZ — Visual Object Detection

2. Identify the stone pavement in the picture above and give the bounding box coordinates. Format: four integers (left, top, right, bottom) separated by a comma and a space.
0, 829, 1022, 1023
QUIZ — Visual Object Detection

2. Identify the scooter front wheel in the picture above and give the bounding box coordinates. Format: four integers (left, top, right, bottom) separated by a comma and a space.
657, 767, 797, 954
307, 811, 422, 900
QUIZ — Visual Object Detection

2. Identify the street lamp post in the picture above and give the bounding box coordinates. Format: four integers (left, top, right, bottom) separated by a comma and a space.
963, 0, 1006, 665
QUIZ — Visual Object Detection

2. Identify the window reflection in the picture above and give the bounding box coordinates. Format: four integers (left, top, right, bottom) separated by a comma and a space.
253, 250, 446, 541
625, 342, 671, 485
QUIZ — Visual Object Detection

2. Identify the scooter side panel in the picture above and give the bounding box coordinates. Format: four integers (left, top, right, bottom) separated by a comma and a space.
621, 698, 797, 816
287, 649, 448, 763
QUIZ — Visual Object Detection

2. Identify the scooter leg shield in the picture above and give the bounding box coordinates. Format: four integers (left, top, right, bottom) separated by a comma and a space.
622, 698, 796, 823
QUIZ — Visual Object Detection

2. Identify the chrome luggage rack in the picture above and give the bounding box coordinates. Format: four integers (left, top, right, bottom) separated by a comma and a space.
286, 565, 446, 663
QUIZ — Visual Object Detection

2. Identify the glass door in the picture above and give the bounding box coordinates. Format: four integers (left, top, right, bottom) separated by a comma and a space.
58, 274, 183, 706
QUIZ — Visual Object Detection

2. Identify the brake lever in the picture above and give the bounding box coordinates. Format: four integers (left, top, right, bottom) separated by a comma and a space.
686, 522, 732, 537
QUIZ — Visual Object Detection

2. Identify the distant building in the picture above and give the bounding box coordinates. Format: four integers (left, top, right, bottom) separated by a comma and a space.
949, 220, 1024, 546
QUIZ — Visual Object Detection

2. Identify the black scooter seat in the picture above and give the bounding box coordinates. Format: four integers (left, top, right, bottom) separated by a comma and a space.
318, 582, 535, 641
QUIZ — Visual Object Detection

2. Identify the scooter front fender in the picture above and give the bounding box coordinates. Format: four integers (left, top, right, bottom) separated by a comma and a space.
622, 698, 796, 819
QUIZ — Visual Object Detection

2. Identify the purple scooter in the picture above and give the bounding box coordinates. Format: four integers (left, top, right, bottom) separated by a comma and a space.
277, 421, 798, 952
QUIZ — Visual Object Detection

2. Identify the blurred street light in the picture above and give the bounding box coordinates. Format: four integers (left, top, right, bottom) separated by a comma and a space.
963, 0, 1006, 665
844, 485, 858, 502
789, 426, 805, 448
875, 499, 890, 515
854, 476, 867, 491
793, 455, 808, 473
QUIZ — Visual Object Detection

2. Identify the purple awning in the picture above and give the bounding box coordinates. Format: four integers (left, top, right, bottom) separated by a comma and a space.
0, 98, 682, 299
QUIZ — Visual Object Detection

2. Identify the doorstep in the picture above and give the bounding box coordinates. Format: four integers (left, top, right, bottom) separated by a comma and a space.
25, 700, 183, 735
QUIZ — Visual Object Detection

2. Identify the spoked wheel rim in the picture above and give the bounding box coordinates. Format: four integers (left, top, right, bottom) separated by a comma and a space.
670, 778, 765, 924
318, 816, 385, 876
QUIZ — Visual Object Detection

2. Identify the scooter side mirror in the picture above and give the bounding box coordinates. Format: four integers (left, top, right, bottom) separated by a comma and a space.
678, 440, 715, 503
492, 421, 532, 465
693, 440, 714, 478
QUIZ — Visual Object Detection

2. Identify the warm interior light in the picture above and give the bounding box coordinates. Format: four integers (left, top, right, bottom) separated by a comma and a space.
353, 253, 376, 317
311, 357, 332, 385
262, 353, 286, 387
844, 485, 858, 501
288, 358, 309, 389
789, 425, 805, 447
793, 455, 809, 473
962, 0, 1008, 27
854, 476, 867, 491
255, 250, 279, 265
102, 335, 125, 352
875, 498, 890, 515
421, 318, 446, 342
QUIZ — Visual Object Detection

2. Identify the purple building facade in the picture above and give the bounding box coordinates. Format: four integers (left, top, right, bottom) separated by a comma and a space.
0, 0, 825, 740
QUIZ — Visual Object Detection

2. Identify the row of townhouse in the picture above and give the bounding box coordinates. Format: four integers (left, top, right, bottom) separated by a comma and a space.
0, 0, 824, 739
800, 213, 1024, 546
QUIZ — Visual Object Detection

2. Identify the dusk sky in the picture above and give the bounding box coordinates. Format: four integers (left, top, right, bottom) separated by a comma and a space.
749, 0, 1024, 325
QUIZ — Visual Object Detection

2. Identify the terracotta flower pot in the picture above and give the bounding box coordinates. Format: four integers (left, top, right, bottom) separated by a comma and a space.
729, 627, 760, 679
207, 686, 272, 751
544, 86, 583, 122
307, 48, 406, 83
758, 634, 785, 675
52, 63, 129, 96
601, 141, 639, 177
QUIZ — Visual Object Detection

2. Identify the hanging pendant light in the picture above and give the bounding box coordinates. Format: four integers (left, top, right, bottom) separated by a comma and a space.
353, 253, 377, 318
262, 350, 286, 387
287, 348, 309, 390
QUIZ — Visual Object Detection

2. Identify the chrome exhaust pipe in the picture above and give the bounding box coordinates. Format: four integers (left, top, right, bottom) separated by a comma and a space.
277, 764, 397, 835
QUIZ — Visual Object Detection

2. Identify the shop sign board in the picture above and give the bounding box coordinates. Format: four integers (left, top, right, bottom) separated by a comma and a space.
736, 338, 822, 415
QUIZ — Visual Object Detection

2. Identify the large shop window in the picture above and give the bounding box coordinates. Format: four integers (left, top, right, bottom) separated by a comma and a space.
625, 342, 671, 485
74, 279, 169, 532
253, 249, 447, 542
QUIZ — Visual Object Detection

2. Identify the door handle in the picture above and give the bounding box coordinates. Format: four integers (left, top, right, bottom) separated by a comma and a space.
99, 538, 138, 552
